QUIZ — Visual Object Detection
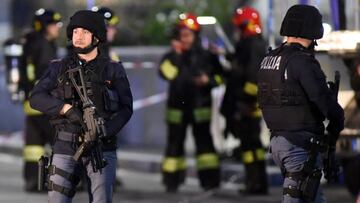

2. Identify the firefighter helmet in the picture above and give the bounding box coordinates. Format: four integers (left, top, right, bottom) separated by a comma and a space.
33, 8, 62, 32
176, 13, 200, 32
232, 6, 262, 37
92, 6, 120, 26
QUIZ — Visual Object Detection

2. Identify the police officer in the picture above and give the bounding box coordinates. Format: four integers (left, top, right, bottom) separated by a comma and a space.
20, 8, 61, 192
258, 5, 344, 202
220, 6, 268, 194
29, 10, 133, 202
92, 6, 121, 62
159, 13, 223, 192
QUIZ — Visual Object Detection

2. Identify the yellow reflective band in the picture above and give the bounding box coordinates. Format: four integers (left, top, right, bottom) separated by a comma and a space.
26, 63, 35, 82
23, 100, 42, 116
194, 107, 211, 123
23, 145, 45, 162
214, 74, 224, 85
166, 108, 183, 124
34, 21, 41, 32
243, 82, 258, 96
160, 59, 179, 80
110, 52, 120, 62
109, 16, 120, 26
162, 157, 186, 173
242, 150, 255, 164
53, 13, 61, 21
255, 148, 266, 161
251, 107, 262, 118
197, 153, 219, 170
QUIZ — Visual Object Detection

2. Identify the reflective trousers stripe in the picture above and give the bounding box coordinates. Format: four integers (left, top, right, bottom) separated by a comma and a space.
193, 107, 211, 123
162, 157, 187, 173
23, 145, 45, 162
166, 108, 183, 124
166, 107, 211, 124
197, 153, 219, 170
242, 148, 266, 164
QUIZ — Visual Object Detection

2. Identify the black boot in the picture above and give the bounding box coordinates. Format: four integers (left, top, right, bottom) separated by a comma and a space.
241, 161, 268, 195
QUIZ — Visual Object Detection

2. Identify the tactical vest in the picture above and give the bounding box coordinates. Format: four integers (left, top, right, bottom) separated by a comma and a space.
50, 56, 120, 124
258, 44, 324, 131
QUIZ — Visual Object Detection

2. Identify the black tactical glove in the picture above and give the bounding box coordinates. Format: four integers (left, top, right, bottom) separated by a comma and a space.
326, 120, 344, 144
65, 107, 84, 126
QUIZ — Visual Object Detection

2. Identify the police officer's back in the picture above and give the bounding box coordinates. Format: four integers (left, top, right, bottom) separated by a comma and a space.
258, 5, 344, 202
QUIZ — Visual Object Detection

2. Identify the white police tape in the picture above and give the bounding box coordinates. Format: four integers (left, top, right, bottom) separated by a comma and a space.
122, 61, 156, 69
133, 92, 167, 110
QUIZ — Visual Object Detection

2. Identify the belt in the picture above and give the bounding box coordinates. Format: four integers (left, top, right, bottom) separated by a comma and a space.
56, 131, 81, 143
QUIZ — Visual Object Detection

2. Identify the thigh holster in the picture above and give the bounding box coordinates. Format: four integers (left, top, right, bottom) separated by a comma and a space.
283, 169, 322, 202
47, 165, 80, 197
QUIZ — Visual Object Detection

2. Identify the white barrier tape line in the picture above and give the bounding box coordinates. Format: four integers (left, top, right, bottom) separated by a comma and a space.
133, 92, 167, 110
0, 153, 22, 165
122, 61, 156, 69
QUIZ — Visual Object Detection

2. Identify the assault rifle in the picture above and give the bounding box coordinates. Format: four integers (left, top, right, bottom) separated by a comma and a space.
67, 66, 107, 173
323, 71, 341, 182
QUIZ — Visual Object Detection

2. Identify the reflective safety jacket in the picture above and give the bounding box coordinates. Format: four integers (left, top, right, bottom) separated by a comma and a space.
159, 43, 223, 111
221, 34, 266, 119
20, 32, 58, 115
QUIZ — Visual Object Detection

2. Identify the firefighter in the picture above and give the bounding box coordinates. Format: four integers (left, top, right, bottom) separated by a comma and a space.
158, 13, 223, 193
220, 6, 268, 194
92, 6, 120, 62
20, 8, 61, 192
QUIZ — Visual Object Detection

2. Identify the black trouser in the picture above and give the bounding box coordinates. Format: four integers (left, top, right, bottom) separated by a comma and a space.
162, 107, 220, 190
230, 116, 268, 193
23, 115, 55, 191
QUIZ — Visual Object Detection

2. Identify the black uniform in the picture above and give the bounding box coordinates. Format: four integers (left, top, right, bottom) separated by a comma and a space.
30, 52, 132, 154
29, 52, 132, 200
258, 42, 344, 201
159, 41, 223, 191
258, 43, 343, 138
220, 34, 268, 193
20, 31, 57, 191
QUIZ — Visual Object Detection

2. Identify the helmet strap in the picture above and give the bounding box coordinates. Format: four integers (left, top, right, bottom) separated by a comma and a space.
73, 35, 99, 54
308, 40, 317, 51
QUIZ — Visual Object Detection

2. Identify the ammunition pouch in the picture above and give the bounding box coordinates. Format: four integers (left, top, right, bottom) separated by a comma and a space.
103, 87, 120, 112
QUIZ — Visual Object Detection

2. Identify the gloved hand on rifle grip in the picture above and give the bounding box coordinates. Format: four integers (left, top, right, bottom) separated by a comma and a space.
326, 120, 344, 144
65, 107, 84, 126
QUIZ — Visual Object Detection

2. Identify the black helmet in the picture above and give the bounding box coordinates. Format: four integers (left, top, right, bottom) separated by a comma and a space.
66, 10, 106, 42
33, 8, 62, 32
92, 6, 120, 26
280, 4, 323, 40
